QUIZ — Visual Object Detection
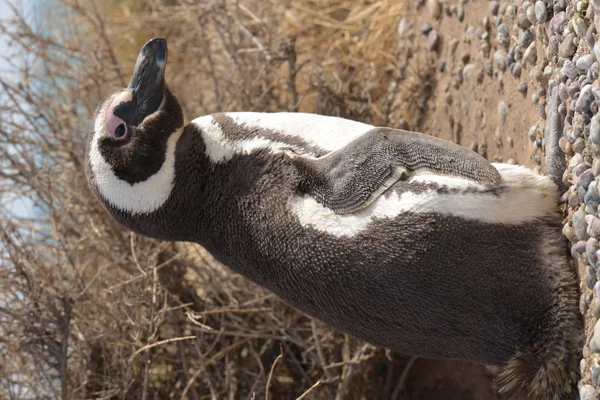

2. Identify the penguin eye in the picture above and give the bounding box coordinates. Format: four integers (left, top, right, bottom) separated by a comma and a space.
113, 123, 128, 140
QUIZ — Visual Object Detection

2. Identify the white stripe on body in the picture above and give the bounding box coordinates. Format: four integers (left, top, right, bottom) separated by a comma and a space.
289, 164, 559, 237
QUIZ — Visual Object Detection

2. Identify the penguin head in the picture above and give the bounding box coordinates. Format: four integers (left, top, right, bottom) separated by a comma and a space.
87, 38, 185, 216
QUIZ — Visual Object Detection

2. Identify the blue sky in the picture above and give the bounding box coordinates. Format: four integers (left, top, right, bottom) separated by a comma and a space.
0, 0, 38, 219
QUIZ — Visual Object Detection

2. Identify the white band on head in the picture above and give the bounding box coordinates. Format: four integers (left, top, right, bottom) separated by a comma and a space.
88, 96, 182, 215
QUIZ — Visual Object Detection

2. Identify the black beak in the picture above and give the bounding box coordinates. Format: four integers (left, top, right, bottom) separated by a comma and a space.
123, 38, 167, 126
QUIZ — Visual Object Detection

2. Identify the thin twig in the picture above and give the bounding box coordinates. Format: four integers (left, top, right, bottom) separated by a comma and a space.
130, 336, 196, 362
265, 344, 284, 400
296, 380, 323, 400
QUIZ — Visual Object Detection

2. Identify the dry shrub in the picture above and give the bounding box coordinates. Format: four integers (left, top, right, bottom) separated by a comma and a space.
0, 0, 433, 399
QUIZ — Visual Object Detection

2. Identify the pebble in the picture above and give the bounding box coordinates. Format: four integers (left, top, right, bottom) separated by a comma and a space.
428, 30, 440, 51
550, 11, 567, 35
518, 29, 534, 48
591, 115, 600, 145
587, 265, 597, 289
577, 54, 596, 70
582, 292, 593, 314
517, 81, 528, 93
448, 38, 459, 55
496, 23, 510, 48
592, 358, 600, 386
526, 3, 537, 24
563, 59, 581, 79
592, 297, 600, 317
588, 237, 600, 265
588, 181, 600, 208
574, 13, 590, 38
577, 84, 595, 112
574, 137, 587, 154
587, 25, 597, 48
559, 33, 577, 58
484, 61, 493, 76
427, 0, 442, 19
593, 158, 600, 176
580, 385, 600, 400
498, 101, 506, 124
564, 223, 579, 243
517, 10, 531, 29
590, 320, 600, 353
511, 61, 522, 78
421, 22, 432, 35
494, 50, 507, 70
463, 64, 475, 81
490, 1, 499, 16
534, 1, 547, 23
547, 36, 559, 59
457, 6, 464, 22
523, 42, 537, 64
574, 207, 590, 240
588, 215, 600, 237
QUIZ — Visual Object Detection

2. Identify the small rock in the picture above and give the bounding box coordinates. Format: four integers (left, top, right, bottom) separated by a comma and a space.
573, 137, 587, 154
580, 384, 600, 400
577, 54, 595, 70
490, 1, 499, 16
593, 322, 600, 352
591, 297, 600, 317
587, 237, 599, 265
421, 22, 432, 35
494, 50, 507, 70
448, 38, 459, 55
463, 64, 475, 81
587, 214, 600, 237
427, 0, 441, 19
591, 358, 600, 386
581, 292, 593, 314
496, 23, 510, 47
511, 61, 522, 78
563, 223, 579, 243
559, 33, 577, 58
518, 29, 534, 48
517, 10, 531, 29
573, 13, 589, 38
397, 18, 412, 37
550, 11, 567, 35
587, 24, 597, 48
523, 42, 537, 64
588, 181, 600, 208
517, 81, 528, 93
534, 1, 547, 23
547, 36, 559, 59
498, 101, 506, 124
586, 265, 597, 289
525, 3, 537, 24
484, 61, 493, 76
577, 84, 595, 112
573, 207, 590, 240
563, 59, 581, 79
428, 30, 440, 51
591, 115, 600, 145
457, 5, 464, 22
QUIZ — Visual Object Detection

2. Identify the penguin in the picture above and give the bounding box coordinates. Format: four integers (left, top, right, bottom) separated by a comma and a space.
85, 38, 582, 400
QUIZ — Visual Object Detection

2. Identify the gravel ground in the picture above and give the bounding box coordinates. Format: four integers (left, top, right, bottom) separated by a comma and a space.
398, 0, 600, 398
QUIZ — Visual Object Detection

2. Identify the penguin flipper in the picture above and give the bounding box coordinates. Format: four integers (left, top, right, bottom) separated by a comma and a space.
293, 127, 502, 214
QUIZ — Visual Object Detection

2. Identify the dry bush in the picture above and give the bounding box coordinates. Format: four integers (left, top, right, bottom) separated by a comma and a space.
0, 0, 433, 399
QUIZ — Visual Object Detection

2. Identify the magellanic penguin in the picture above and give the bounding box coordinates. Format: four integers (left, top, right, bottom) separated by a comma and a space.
86, 38, 582, 400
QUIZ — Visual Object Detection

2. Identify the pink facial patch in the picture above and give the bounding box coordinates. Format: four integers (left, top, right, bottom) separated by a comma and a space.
105, 91, 132, 140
